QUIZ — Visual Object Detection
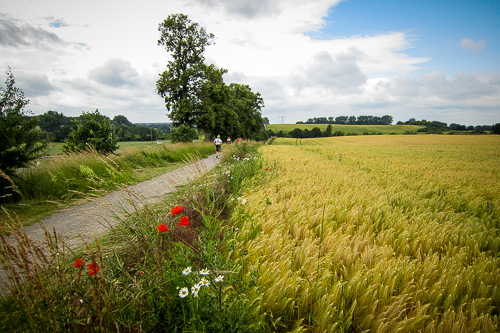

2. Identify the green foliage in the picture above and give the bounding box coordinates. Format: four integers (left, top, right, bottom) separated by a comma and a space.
156, 14, 265, 142
310, 127, 321, 138
38, 110, 76, 142
325, 124, 333, 136
229, 83, 265, 140
290, 128, 303, 138
251, 128, 269, 142
197, 64, 231, 140
156, 13, 214, 127
37, 111, 172, 142
63, 109, 119, 154
0, 67, 47, 175
198, 77, 265, 142
304, 114, 393, 125
171, 124, 198, 143
492, 123, 500, 134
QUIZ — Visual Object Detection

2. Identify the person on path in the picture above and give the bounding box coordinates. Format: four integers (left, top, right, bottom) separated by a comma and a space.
214, 135, 222, 159
227, 137, 231, 144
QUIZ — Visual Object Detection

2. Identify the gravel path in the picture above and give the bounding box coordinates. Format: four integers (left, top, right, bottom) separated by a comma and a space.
0, 154, 220, 286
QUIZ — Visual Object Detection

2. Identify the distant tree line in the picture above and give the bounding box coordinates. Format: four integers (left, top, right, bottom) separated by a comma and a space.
297, 115, 393, 125
37, 110, 173, 142
268, 124, 383, 139
268, 117, 500, 139
397, 118, 494, 134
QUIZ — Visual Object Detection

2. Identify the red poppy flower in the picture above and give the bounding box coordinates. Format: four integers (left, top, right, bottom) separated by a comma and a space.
265, 168, 268, 171
73, 259, 85, 268
89, 263, 99, 276
157, 224, 169, 233
179, 216, 190, 227
171, 205, 183, 216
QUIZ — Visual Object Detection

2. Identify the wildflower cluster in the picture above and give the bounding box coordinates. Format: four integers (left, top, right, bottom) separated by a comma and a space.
178, 266, 224, 299
73, 258, 100, 276
221, 170, 233, 179
157, 205, 190, 233
230, 196, 247, 205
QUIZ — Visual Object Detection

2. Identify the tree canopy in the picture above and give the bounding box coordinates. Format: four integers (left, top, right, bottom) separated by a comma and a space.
156, 13, 215, 128
0, 67, 47, 174
156, 14, 266, 142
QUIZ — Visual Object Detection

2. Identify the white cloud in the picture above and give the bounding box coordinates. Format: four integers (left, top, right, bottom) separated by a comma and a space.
0, 19, 66, 48
290, 49, 367, 92
191, 0, 279, 18
88, 58, 139, 87
15, 71, 58, 97
459, 38, 487, 52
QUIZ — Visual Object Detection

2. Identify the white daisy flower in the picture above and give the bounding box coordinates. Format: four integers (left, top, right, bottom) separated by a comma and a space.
191, 284, 201, 295
215, 275, 224, 283
179, 287, 189, 298
241, 199, 247, 205
182, 267, 192, 275
199, 278, 210, 287
199, 268, 210, 275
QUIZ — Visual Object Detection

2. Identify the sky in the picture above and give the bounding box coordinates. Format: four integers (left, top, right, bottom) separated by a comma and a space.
1, 0, 499, 126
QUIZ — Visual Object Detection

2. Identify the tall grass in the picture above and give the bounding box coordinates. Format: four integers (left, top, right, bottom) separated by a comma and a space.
233, 135, 500, 332
2, 142, 215, 204
0, 141, 268, 332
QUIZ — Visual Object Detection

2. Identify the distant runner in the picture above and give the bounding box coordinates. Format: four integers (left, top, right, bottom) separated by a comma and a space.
214, 135, 222, 159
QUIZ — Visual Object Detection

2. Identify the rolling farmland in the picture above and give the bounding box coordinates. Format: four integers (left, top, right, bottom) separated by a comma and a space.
233, 135, 500, 332
267, 124, 425, 135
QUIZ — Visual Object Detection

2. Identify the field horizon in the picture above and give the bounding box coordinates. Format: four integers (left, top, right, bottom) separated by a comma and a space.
267, 123, 425, 135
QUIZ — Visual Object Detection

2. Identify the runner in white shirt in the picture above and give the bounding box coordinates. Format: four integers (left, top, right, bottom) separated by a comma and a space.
214, 135, 222, 159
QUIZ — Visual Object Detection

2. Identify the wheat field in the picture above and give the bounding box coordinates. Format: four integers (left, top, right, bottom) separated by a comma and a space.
233, 135, 500, 332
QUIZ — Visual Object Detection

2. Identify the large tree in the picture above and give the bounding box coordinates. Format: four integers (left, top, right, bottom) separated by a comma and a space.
229, 83, 265, 139
156, 14, 214, 128
197, 64, 235, 141
0, 67, 47, 174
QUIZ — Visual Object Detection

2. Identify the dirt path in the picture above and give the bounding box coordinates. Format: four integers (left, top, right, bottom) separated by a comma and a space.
0, 154, 220, 286
28, 154, 220, 249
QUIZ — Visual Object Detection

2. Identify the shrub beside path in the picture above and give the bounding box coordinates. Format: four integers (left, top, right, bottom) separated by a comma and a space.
0, 154, 220, 288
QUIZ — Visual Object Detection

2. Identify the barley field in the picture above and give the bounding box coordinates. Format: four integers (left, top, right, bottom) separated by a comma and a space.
233, 135, 500, 332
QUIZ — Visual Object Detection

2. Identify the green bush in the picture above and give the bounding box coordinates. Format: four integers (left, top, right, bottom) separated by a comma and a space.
63, 109, 119, 154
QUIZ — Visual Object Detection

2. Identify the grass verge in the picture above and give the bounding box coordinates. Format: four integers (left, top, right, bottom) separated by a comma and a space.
0, 142, 215, 226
